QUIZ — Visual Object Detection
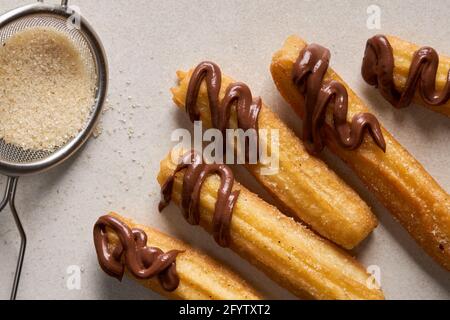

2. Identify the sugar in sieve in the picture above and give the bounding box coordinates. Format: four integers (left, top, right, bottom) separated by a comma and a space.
0, 0, 108, 299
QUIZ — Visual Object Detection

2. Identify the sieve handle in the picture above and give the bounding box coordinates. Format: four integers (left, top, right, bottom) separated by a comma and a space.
0, 177, 26, 300
36, 0, 69, 7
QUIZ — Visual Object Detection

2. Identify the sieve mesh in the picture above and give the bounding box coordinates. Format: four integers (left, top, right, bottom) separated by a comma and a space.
0, 13, 99, 164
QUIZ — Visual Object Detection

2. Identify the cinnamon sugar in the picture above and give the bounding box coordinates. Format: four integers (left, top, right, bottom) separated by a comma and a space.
0, 27, 96, 151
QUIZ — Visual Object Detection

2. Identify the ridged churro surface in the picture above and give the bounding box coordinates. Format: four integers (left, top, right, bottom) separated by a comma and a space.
171, 67, 376, 250
364, 35, 450, 117
158, 151, 385, 300
271, 35, 450, 271
99, 213, 262, 300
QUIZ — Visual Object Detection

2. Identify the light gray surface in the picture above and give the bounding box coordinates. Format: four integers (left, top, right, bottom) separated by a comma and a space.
0, 0, 449, 300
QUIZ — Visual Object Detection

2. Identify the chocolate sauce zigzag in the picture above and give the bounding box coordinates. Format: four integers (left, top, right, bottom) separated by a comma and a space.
159, 150, 239, 248
362, 34, 450, 108
293, 44, 386, 154
93, 215, 182, 291
186, 61, 262, 160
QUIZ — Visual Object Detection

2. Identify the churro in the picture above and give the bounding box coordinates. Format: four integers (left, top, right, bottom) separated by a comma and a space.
171, 62, 377, 250
93, 213, 262, 300
362, 34, 450, 117
271, 35, 450, 271
158, 149, 385, 300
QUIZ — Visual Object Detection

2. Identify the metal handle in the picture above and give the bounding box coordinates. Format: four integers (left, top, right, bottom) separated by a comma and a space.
37, 0, 69, 6
0, 177, 26, 300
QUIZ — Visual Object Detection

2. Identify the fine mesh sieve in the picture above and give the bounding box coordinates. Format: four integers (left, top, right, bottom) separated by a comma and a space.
0, 0, 108, 299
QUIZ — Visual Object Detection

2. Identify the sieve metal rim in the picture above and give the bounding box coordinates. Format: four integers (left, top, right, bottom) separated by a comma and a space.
0, 2, 108, 177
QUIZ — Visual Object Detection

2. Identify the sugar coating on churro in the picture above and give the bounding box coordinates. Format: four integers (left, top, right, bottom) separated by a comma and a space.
271, 35, 450, 271
95, 213, 263, 300
158, 151, 385, 300
362, 34, 450, 113
171, 63, 377, 250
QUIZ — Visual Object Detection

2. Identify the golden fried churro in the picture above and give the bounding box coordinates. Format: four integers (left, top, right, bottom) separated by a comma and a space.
362, 34, 450, 117
171, 62, 377, 250
271, 35, 450, 271
93, 213, 262, 300
158, 150, 385, 300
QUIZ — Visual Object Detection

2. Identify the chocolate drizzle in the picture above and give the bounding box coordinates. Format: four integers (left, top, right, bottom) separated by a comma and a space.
93, 215, 182, 291
186, 61, 262, 160
159, 150, 239, 248
292, 44, 386, 155
362, 34, 450, 108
